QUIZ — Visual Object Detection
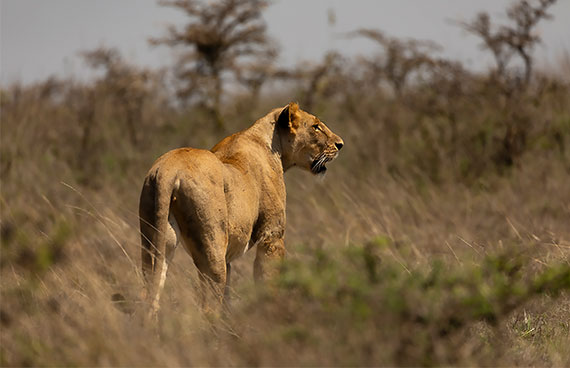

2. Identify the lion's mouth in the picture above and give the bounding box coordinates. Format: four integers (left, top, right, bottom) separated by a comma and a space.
311, 152, 336, 175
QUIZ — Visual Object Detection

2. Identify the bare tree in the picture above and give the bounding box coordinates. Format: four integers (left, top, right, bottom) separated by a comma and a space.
459, 0, 557, 90
150, 0, 276, 130
234, 48, 277, 108
69, 85, 97, 169
277, 51, 346, 111
352, 29, 440, 97
458, 0, 557, 168
81, 47, 158, 146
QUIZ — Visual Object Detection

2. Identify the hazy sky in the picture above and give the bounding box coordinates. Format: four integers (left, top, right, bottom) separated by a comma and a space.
1, 0, 569, 85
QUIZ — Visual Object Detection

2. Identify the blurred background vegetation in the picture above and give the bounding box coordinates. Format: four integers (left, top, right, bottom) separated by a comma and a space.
1, 0, 569, 366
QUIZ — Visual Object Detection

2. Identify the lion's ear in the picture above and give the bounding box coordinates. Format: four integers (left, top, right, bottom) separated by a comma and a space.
277, 102, 300, 129
288, 102, 299, 115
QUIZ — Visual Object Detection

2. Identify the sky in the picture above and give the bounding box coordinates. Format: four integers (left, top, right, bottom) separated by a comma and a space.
1, 0, 569, 85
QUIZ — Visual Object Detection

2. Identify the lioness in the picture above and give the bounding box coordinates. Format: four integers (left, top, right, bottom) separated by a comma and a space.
139, 102, 343, 314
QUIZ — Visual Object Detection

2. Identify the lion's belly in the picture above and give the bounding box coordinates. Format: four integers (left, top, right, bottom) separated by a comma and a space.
226, 237, 253, 262
224, 213, 256, 262
222, 166, 259, 263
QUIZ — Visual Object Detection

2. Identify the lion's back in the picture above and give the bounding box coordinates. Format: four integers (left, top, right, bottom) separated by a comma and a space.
140, 147, 227, 232
147, 147, 222, 178
140, 147, 226, 216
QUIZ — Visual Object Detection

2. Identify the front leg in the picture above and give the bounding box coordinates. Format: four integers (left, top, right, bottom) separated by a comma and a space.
252, 194, 286, 282
254, 236, 286, 282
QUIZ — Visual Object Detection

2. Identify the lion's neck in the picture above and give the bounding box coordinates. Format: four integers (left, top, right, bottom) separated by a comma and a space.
244, 110, 290, 172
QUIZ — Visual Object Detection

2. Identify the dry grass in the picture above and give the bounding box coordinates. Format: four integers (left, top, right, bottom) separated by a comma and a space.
1, 91, 569, 365
1, 3, 570, 364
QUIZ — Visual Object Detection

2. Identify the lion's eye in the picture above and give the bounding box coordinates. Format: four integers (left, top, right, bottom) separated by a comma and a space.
313, 124, 321, 131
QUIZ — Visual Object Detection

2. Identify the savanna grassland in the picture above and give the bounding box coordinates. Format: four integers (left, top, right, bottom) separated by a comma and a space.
1, 0, 570, 366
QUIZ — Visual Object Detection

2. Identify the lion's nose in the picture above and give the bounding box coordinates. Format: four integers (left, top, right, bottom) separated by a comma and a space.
335, 139, 344, 151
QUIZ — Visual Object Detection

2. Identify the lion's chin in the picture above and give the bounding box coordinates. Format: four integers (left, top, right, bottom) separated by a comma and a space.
311, 164, 327, 175
310, 157, 329, 175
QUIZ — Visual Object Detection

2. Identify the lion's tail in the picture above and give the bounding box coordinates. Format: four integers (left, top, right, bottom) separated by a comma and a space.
139, 168, 175, 311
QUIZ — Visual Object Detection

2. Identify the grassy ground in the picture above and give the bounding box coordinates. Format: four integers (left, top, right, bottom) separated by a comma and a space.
1, 53, 570, 366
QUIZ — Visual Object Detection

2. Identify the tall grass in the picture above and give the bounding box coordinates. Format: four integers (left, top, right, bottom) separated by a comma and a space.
1, 11, 570, 367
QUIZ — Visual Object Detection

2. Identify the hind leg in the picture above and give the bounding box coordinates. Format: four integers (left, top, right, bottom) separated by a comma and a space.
151, 215, 180, 315
224, 263, 232, 302
190, 229, 228, 314
171, 180, 229, 313
139, 181, 156, 291
140, 210, 179, 317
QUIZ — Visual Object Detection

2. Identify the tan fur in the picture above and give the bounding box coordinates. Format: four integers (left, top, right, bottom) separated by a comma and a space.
139, 103, 344, 314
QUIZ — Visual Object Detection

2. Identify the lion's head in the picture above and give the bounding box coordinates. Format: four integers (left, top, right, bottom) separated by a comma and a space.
277, 102, 344, 175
